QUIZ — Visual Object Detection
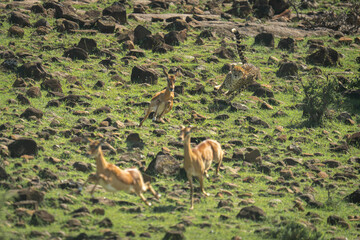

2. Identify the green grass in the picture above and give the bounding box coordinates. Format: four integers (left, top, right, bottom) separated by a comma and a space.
0, 0, 360, 239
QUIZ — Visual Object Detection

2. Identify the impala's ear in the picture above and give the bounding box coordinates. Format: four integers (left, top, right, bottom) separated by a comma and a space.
163, 67, 169, 78
180, 125, 185, 130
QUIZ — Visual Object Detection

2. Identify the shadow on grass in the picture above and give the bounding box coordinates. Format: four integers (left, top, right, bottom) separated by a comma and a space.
153, 204, 186, 213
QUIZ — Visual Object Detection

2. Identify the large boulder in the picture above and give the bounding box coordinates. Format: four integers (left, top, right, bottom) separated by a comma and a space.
18, 62, 48, 79
277, 37, 296, 52
125, 132, 145, 149
164, 30, 187, 46
254, 33, 275, 47
131, 65, 158, 85
20, 107, 44, 120
103, 2, 127, 24
64, 47, 88, 60
26, 86, 41, 98
346, 132, 360, 147
12, 188, 45, 206
146, 152, 181, 176
30, 210, 55, 226
77, 38, 97, 53
344, 188, 360, 204
164, 19, 189, 31
9, 11, 31, 27
162, 231, 185, 240
41, 78, 63, 93
236, 206, 266, 221
97, 17, 116, 33
8, 138, 38, 157
306, 47, 341, 67
226, 1, 252, 18
134, 25, 152, 44
276, 61, 298, 78
269, 0, 290, 14
57, 19, 79, 32
8, 25, 24, 38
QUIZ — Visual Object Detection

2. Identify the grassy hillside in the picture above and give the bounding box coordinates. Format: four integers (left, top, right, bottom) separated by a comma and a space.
0, 0, 359, 239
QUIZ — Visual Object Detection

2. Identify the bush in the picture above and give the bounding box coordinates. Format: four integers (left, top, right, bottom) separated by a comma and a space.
269, 221, 324, 240
302, 76, 339, 126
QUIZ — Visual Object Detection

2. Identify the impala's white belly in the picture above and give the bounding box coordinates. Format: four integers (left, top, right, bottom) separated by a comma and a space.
100, 182, 117, 192
99, 180, 134, 193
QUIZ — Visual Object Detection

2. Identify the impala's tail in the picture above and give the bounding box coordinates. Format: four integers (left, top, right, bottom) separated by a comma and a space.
232, 28, 247, 64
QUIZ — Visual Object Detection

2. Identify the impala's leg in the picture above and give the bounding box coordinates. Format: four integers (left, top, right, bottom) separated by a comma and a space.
187, 174, 194, 210
146, 182, 161, 199
199, 175, 210, 197
216, 154, 223, 176
80, 174, 93, 192
153, 104, 160, 122
204, 170, 209, 178
90, 181, 98, 197
139, 192, 151, 206
139, 105, 152, 127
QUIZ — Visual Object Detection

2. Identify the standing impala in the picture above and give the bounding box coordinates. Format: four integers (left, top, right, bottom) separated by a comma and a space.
179, 126, 224, 209
80, 139, 160, 206
139, 68, 178, 127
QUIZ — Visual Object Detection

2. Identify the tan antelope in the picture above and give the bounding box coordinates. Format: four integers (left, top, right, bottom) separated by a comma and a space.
179, 126, 224, 209
80, 139, 160, 206
139, 68, 178, 127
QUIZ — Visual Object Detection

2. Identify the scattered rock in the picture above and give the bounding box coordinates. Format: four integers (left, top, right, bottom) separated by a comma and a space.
97, 18, 116, 33
8, 138, 38, 157
254, 33, 275, 47
0, 166, 8, 180
64, 47, 88, 60
77, 38, 97, 53
30, 210, 55, 226
17, 94, 31, 105
26, 86, 41, 98
146, 152, 181, 176
323, 160, 341, 168
38, 168, 58, 180
283, 157, 302, 166
13, 188, 44, 204
327, 215, 349, 228
18, 62, 48, 79
165, 19, 189, 31
98, 217, 113, 228
236, 206, 266, 221
9, 11, 31, 27
165, 30, 187, 46
103, 2, 127, 24
246, 116, 270, 128
244, 148, 261, 164
344, 188, 360, 204
131, 65, 158, 85
126, 132, 145, 149
73, 162, 92, 172
20, 107, 44, 120
8, 25, 24, 38
162, 231, 185, 240
276, 61, 298, 78
41, 78, 63, 93
278, 37, 296, 52
306, 47, 341, 67
280, 169, 294, 179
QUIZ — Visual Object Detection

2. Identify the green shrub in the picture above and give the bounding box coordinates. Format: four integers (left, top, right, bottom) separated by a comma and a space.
269, 221, 324, 240
302, 75, 339, 126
